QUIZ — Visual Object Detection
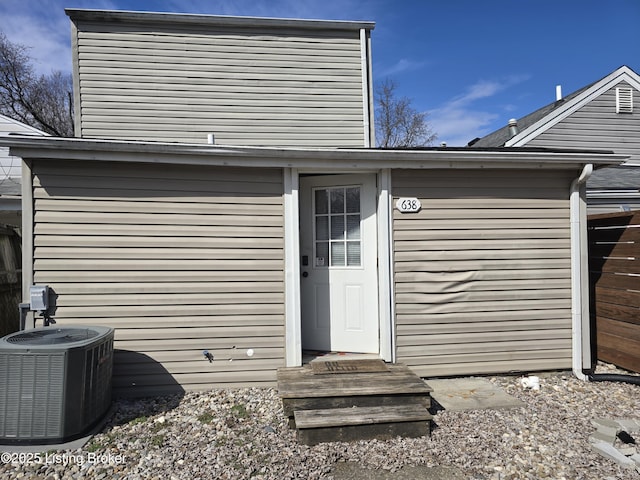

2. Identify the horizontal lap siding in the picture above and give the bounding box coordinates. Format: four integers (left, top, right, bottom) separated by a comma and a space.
74, 21, 366, 147
528, 82, 640, 164
392, 169, 575, 376
32, 160, 285, 396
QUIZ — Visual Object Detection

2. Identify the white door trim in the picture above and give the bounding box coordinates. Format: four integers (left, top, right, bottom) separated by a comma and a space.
284, 168, 302, 367
283, 168, 393, 366
377, 169, 395, 362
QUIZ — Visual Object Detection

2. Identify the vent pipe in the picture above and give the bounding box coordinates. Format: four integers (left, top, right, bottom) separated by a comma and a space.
508, 118, 519, 138
556, 85, 563, 101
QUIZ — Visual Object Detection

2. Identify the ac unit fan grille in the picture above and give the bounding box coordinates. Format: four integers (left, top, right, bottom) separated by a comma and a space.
6, 328, 99, 345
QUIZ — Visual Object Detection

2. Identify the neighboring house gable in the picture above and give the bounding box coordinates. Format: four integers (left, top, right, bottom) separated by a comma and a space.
0, 114, 47, 226
67, 9, 375, 148
0, 114, 47, 177
470, 66, 640, 213
0, 114, 46, 136
469, 82, 594, 149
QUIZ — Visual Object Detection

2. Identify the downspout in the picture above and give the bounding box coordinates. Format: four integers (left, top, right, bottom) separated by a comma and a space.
570, 164, 592, 381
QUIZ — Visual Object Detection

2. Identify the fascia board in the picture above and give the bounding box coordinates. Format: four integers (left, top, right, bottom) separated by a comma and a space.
65, 8, 375, 32
506, 67, 640, 147
1, 137, 627, 170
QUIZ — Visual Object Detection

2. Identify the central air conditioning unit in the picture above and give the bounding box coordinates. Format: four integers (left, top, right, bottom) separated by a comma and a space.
0, 326, 114, 445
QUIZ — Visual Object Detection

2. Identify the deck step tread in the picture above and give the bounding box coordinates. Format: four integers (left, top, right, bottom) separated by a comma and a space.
294, 404, 432, 429
282, 393, 431, 418
278, 364, 432, 398
309, 358, 389, 374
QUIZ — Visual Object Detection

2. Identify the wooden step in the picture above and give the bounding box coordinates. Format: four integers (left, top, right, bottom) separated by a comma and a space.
294, 404, 432, 445
282, 393, 431, 420
277, 361, 434, 443
309, 357, 389, 374
278, 363, 433, 398
278, 363, 432, 422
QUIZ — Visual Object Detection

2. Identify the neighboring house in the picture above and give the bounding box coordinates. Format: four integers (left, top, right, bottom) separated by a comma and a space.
0, 114, 47, 226
470, 65, 640, 214
2, 9, 624, 396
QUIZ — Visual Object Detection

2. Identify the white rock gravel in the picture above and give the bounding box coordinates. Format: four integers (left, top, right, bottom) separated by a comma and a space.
1, 363, 638, 480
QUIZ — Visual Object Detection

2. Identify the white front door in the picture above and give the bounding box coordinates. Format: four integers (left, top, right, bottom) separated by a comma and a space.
299, 174, 379, 353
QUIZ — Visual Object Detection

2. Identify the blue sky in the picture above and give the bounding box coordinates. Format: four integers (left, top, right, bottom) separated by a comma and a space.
1, 0, 639, 146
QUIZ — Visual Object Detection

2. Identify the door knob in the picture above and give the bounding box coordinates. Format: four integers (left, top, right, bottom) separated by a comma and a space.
302, 271, 309, 278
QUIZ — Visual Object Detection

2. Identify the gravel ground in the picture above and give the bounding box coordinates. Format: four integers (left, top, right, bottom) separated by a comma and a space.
1, 363, 639, 480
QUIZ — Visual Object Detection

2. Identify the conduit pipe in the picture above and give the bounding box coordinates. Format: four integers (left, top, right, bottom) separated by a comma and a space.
587, 372, 640, 385
570, 164, 592, 381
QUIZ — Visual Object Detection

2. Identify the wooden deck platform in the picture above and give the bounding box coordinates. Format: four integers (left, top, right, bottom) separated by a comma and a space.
277, 359, 433, 445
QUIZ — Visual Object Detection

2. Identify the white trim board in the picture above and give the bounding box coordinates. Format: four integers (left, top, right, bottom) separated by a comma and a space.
284, 168, 301, 367
377, 169, 394, 362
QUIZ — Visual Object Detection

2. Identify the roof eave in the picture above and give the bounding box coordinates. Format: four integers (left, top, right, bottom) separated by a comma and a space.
1, 136, 626, 170
65, 8, 375, 32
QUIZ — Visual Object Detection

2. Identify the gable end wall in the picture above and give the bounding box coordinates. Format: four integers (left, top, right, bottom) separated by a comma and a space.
527, 81, 640, 164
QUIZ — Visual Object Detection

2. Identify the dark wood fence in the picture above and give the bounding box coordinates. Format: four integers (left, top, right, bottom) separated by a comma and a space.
0, 225, 21, 338
588, 211, 640, 373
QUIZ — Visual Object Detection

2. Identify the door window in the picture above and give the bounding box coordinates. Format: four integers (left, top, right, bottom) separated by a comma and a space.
313, 186, 361, 267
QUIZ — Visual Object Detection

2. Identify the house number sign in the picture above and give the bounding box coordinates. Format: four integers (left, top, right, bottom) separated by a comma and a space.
395, 197, 422, 213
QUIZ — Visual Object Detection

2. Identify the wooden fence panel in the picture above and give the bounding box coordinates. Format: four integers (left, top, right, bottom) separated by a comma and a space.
588, 210, 640, 373
0, 226, 21, 338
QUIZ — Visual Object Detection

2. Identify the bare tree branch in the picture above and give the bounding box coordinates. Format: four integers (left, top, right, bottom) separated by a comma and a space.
0, 32, 73, 136
374, 78, 436, 148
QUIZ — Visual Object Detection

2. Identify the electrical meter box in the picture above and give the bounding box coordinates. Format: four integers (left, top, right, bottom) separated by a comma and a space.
29, 285, 49, 311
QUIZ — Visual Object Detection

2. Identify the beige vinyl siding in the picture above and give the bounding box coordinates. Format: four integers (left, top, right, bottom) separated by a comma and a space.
73, 20, 367, 147
392, 169, 575, 376
528, 81, 640, 164
31, 160, 285, 396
